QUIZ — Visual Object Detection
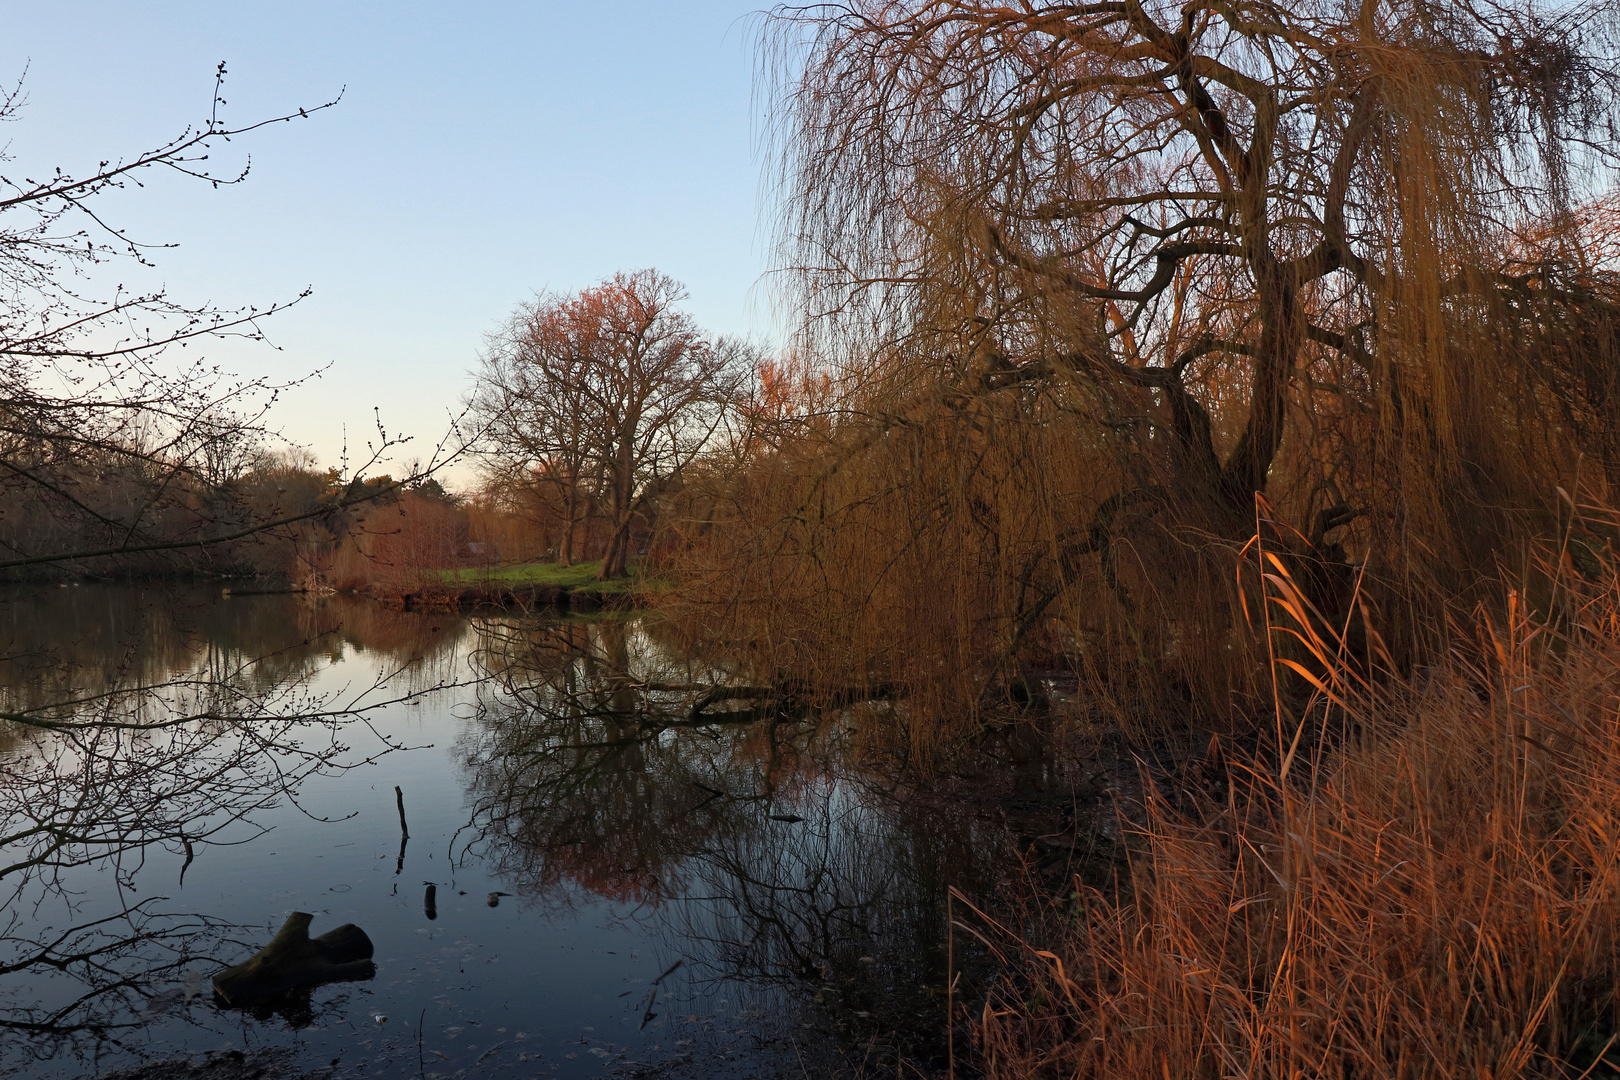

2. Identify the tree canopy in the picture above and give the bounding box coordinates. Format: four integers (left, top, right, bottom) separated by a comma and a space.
471, 270, 747, 579
657, 0, 1620, 728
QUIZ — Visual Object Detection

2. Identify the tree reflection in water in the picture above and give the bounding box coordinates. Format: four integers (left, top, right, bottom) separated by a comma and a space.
0, 586, 452, 1073
1, 591, 1024, 1076
456, 616, 1009, 1071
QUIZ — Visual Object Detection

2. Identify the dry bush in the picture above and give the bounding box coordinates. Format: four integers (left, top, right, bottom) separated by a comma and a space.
324, 491, 467, 593
661, 358, 1268, 751
968, 501, 1620, 1078
463, 494, 554, 565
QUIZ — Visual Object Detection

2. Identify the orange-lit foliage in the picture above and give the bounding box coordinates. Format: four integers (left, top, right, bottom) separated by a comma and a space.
471, 270, 746, 579
652, 2, 1620, 749
463, 493, 554, 566
740, 351, 834, 439
325, 491, 468, 593
969, 504, 1620, 1078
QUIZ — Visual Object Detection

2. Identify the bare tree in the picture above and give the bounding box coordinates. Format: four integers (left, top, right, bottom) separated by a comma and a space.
0, 64, 466, 579
472, 271, 749, 579
472, 295, 604, 566
583, 272, 750, 579
0, 67, 466, 1067
679, 0, 1620, 716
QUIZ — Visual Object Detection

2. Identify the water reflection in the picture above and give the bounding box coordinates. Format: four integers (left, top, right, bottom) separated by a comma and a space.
456, 618, 1010, 1069
1, 590, 1023, 1077
0, 587, 452, 1073
0, 908, 234, 1058
0, 584, 460, 722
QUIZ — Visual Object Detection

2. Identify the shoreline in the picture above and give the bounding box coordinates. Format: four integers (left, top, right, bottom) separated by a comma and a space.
333, 581, 651, 614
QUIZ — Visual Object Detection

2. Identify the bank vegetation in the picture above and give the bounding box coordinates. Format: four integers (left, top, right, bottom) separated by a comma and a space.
638, 1, 1620, 1074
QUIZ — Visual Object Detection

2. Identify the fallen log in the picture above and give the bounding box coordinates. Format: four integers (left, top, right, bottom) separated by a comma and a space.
212, 912, 375, 1004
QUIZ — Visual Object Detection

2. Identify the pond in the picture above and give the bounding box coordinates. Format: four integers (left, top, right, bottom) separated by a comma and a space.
0, 585, 1074, 1079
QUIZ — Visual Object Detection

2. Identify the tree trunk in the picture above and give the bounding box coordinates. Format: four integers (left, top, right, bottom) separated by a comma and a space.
598, 446, 634, 580
598, 521, 630, 580
1219, 267, 1299, 509
560, 484, 576, 567
612, 521, 630, 576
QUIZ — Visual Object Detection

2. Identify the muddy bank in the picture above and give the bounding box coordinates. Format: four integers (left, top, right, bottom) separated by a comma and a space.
357, 582, 648, 613
213, 579, 650, 613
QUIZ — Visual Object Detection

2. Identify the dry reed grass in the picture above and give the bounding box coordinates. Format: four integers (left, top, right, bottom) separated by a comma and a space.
964, 496, 1620, 1079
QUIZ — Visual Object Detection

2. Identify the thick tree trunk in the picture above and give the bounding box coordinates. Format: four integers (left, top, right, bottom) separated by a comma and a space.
598, 445, 634, 580
598, 520, 630, 579
1220, 269, 1300, 509
612, 521, 630, 576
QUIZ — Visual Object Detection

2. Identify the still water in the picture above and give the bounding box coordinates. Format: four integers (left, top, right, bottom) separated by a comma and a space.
0, 586, 1026, 1079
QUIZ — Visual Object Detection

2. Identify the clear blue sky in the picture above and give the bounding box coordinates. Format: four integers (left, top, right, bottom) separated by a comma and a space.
0, 2, 777, 483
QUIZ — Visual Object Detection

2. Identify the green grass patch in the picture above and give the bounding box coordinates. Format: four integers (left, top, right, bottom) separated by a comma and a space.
435, 560, 669, 596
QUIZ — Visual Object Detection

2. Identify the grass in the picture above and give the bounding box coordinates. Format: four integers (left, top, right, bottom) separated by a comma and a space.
967, 509, 1620, 1080
434, 560, 666, 596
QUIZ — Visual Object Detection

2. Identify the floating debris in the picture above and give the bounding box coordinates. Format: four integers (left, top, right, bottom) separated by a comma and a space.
212, 913, 375, 1004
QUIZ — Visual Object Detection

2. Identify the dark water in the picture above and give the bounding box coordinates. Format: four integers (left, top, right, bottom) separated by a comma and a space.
0, 586, 1027, 1079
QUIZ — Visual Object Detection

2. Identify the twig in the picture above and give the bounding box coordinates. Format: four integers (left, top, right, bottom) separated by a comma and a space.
395, 785, 410, 839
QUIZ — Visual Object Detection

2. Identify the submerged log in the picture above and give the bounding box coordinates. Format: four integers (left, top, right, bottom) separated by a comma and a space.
212, 912, 375, 1004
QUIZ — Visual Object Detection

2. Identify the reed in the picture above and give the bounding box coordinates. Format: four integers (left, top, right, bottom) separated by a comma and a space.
966, 498, 1620, 1078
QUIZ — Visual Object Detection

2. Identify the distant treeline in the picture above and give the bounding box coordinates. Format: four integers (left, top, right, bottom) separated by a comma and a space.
0, 443, 454, 586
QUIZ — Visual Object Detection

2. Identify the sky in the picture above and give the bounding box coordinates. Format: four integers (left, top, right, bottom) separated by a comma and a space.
0, 2, 780, 483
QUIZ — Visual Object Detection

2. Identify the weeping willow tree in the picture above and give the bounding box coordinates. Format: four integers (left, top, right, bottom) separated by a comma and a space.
667, 0, 1620, 737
